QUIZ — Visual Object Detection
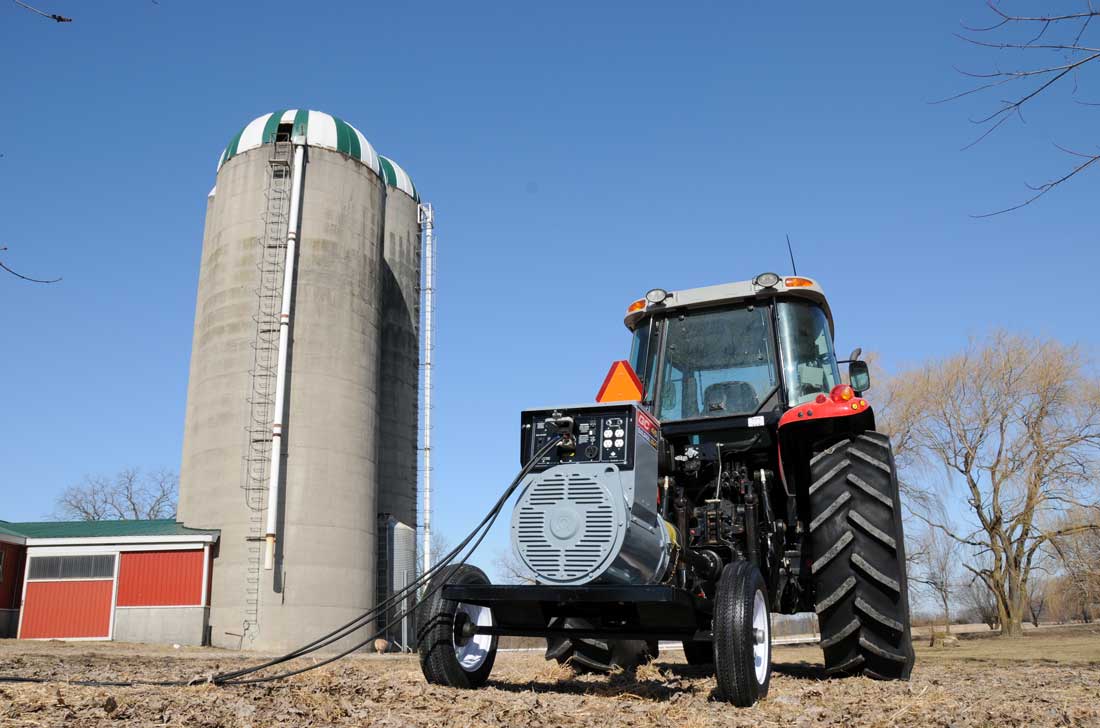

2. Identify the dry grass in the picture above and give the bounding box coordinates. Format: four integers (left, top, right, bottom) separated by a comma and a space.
1, 626, 1098, 726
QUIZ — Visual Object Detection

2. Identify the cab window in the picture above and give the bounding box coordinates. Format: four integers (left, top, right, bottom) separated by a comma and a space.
777, 300, 841, 405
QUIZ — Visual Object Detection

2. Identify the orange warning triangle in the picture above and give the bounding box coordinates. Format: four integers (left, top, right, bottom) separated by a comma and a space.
595, 360, 644, 403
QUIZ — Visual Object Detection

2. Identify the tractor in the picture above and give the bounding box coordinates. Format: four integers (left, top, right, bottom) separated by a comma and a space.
418, 273, 915, 705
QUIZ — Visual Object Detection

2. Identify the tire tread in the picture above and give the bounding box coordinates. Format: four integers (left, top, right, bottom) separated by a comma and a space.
807, 431, 915, 681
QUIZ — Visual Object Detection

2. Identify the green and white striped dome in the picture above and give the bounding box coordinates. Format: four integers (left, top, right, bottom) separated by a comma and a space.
379, 156, 417, 200
218, 109, 379, 173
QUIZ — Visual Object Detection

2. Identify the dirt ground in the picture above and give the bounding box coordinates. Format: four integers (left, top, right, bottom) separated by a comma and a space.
1, 626, 1098, 727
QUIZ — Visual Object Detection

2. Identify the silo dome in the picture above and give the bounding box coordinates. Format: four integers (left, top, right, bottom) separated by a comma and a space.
218, 109, 380, 173
379, 155, 418, 200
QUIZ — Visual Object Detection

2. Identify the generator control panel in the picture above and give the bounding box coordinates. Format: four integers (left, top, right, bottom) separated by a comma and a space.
520, 403, 661, 471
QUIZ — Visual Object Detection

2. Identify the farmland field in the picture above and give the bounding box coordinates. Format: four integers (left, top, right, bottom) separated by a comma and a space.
1, 625, 1098, 726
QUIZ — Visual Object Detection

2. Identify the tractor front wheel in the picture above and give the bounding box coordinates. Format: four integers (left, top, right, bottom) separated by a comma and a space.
808, 431, 915, 680
681, 640, 713, 665
545, 619, 657, 673
713, 561, 771, 706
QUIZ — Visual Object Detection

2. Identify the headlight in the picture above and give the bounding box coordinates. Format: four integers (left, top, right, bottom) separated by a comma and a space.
645, 288, 669, 304
754, 272, 780, 288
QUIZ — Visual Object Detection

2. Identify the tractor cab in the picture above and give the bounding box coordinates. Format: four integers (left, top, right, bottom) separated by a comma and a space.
624, 273, 855, 427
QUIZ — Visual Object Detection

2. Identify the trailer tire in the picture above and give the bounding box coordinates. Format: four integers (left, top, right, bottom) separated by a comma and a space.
545, 619, 657, 673
713, 561, 771, 706
682, 640, 713, 665
808, 431, 915, 680
418, 564, 498, 689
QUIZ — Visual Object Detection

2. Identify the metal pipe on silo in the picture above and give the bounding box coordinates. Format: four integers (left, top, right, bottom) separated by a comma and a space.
264, 142, 305, 570
418, 203, 435, 575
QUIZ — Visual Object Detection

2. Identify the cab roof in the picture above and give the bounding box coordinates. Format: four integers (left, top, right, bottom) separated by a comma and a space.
625, 274, 833, 334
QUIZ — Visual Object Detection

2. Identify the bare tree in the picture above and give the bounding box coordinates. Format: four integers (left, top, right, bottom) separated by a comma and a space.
493, 549, 536, 585
911, 526, 960, 634
1048, 506, 1100, 622
428, 531, 452, 568
963, 575, 1000, 630
883, 332, 1100, 637
1027, 572, 1048, 627
947, 2, 1100, 214
55, 467, 177, 521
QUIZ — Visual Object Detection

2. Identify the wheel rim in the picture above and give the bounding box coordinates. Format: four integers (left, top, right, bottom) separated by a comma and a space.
752, 589, 770, 684
453, 602, 493, 672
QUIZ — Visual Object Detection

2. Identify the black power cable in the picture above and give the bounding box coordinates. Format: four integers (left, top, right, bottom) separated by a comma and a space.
213, 436, 556, 685
0, 437, 558, 688
220, 481, 509, 685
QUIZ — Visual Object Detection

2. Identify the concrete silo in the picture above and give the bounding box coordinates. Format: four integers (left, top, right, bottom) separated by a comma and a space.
178, 109, 418, 651
376, 155, 421, 532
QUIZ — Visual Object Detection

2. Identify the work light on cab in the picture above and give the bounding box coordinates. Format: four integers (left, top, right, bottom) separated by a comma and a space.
645, 288, 669, 304
753, 272, 780, 288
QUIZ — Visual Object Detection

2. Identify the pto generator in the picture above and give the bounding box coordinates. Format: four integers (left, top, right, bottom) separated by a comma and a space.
418, 274, 915, 706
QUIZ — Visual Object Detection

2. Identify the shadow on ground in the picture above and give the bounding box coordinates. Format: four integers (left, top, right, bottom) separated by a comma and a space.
488, 675, 691, 701
486, 659, 829, 703
770, 660, 829, 680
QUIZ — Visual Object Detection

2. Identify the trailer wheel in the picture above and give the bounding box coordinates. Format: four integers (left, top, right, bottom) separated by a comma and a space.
545, 619, 657, 673
808, 432, 915, 680
713, 561, 771, 706
417, 564, 498, 689
682, 640, 713, 665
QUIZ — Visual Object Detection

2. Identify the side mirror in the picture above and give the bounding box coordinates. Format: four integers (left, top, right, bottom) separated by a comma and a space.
849, 360, 871, 393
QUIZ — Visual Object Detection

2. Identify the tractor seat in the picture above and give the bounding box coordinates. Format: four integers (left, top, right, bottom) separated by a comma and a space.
703, 381, 758, 414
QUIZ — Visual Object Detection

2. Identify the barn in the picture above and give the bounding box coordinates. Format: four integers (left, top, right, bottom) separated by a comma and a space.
0, 520, 218, 644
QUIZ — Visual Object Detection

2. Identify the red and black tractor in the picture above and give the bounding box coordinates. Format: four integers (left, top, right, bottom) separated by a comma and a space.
418, 273, 914, 706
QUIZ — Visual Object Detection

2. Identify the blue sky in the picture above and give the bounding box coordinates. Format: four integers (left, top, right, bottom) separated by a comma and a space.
1, 1, 1097, 580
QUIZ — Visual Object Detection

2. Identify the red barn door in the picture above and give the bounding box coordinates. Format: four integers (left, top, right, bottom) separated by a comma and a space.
20, 580, 114, 639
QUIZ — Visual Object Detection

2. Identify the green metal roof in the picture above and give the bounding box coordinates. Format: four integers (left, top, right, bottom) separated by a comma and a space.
219, 109, 380, 173
214, 110, 423, 202
0, 519, 219, 540
378, 155, 418, 200
0, 522, 26, 538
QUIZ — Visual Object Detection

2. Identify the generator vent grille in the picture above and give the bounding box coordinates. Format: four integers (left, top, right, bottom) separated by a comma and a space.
514, 471, 616, 583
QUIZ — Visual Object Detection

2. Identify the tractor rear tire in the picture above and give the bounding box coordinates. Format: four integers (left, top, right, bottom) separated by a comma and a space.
418, 564, 498, 689
713, 561, 771, 706
808, 431, 915, 680
545, 619, 657, 673
682, 640, 713, 665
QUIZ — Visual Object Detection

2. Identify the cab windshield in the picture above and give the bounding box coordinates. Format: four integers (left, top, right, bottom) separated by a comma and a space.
655, 306, 778, 421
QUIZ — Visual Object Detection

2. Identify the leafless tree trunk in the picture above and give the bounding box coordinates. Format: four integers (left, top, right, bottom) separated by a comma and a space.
54, 467, 177, 521
882, 333, 1100, 637
1028, 575, 1047, 627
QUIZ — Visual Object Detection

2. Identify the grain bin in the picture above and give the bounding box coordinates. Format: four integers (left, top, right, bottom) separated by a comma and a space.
178, 110, 419, 651
377, 155, 421, 532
